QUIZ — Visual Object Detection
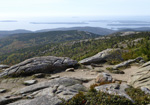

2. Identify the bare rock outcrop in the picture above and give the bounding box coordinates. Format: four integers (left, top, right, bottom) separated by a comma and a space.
0, 65, 9, 69
95, 73, 113, 83
112, 57, 143, 70
0, 77, 87, 105
130, 61, 150, 90
0, 56, 78, 78
141, 61, 150, 68
79, 48, 123, 65
141, 87, 150, 94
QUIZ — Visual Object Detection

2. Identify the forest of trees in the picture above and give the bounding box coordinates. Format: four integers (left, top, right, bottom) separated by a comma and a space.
0, 31, 150, 65
0, 30, 99, 55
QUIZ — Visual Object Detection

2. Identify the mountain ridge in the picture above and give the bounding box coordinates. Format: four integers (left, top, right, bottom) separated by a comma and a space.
1, 27, 150, 38
36, 26, 115, 35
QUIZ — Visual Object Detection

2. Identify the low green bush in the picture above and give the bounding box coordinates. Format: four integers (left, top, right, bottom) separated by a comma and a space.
61, 86, 150, 105
126, 87, 150, 105
61, 88, 133, 105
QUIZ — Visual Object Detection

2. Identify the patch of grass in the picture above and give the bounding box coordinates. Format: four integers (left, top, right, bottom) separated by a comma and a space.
106, 67, 125, 74
90, 81, 115, 89
107, 60, 121, 65
118, 65, 131, 70
111, 70, 125, 74
106, 67, 114, 73
106, 67, 117, 73
106, 67, 114, 71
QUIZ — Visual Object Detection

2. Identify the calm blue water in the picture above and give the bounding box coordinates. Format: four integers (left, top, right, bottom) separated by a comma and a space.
0, 16, 150, 31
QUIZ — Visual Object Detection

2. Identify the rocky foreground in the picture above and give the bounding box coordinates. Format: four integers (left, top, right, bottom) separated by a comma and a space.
0, 49, 150, 105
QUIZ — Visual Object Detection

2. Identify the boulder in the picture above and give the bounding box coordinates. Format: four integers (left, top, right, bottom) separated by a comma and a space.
33, 73, 45, 78
95, 73, 113, 83
48, 75, 60, 80
130, 61, 150, 89
65, 68, 75, 72
0, 56, 78, 78
112, 57, 143, 70
79, 48, 123, 65
2, 77, 87, 105
23, 80, 37, 86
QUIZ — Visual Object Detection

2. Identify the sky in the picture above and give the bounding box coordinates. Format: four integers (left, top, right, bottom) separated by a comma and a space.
0, 0, 150, 31
0, 0, 150, 19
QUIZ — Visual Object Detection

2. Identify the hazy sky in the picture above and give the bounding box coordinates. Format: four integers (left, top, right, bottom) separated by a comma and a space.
0, 0, 150, 19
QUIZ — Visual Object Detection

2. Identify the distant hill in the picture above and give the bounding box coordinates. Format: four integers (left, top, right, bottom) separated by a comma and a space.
0, 29, 32, 38
0, 30, 99, 55
0, 27, 115, 38
1, 27, 150, 38
36, 26, 115, 35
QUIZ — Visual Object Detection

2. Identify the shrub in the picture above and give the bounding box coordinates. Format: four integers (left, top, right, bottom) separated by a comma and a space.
61, 88, 133, 105
106, 67, 114, 71
61, 91, 86, 105
107, 60, 121, 65
126, 87, 150, 105
61, 86, 150, 105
